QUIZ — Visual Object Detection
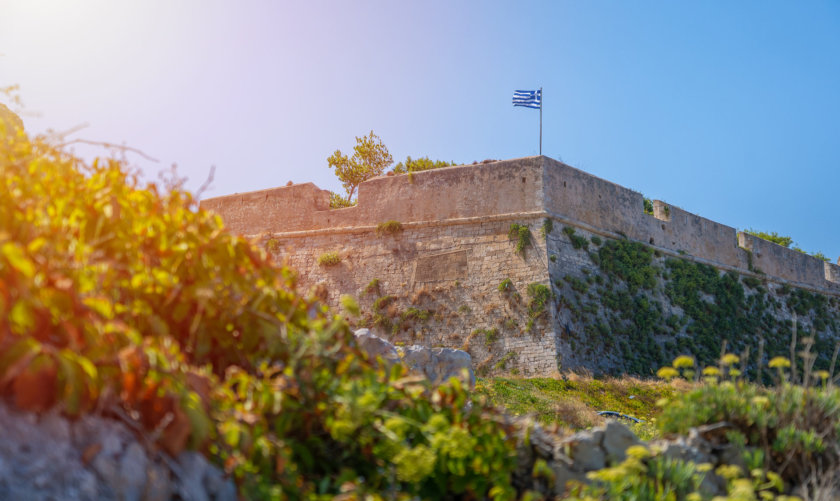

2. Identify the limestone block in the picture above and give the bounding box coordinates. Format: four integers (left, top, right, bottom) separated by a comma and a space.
400, 345, 476, 387
600, 420, 640, 463
353, 329, 400, 366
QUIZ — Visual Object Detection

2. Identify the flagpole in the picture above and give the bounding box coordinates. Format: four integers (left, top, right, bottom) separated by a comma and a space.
539, 87, 542, 156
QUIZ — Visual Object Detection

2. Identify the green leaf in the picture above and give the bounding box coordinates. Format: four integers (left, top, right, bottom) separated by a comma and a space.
0, 337, 41, 386
82, 296, 114, 319
1, 242, 35, 278
57, 352, 84, 415
182, 392, 211, 448
9, 300, 35, 334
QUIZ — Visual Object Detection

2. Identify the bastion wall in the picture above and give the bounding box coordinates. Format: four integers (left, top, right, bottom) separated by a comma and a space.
202, 156, 839, 294
201, 156, 840, 376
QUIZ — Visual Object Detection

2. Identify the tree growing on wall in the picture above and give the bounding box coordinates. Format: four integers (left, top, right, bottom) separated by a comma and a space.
327, 131, 393, 206
392, 156, 454, 174
745, 228, 830, 262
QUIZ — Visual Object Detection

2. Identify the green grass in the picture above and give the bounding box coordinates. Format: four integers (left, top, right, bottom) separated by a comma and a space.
475, 376, 679, 437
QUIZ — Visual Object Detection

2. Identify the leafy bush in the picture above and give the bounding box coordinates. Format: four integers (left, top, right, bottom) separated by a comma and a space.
499, 278, 514, 293
0, 122, 533, 499
597, 239, 656, 293
376, 219, 403, 236
364, 277, 381, 295
643, 197, 654, 215
317, 251, 342, 266
562, 226, 589, 250
508, 223, 531, 255
526, 283, 552, 320
657, 353, 840, 489
392, 155, 454, 174
540, 217, 553, 237
329, 191, 355, 208
482, 328, 500, 347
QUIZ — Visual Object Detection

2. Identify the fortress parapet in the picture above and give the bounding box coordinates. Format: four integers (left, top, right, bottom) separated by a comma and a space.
202, 156, 838, 295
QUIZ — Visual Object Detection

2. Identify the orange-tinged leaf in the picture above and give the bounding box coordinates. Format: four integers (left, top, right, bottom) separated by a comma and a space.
0, 337, 41, 387
14, 356, 57, 413
161, 404, 191, 456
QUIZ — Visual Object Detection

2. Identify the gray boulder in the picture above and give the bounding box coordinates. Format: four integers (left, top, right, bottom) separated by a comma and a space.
353, 329, 400, 366
352, 329, 475, 387
399, 345, 475, 387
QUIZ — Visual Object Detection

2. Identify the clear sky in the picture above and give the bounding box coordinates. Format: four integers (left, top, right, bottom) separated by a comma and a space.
2, 1, 838, 259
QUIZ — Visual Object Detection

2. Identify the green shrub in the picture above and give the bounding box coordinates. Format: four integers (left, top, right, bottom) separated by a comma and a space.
526, 283, 552, 320
590, 235, 602, 246
540, 217, 553, 237
401, 307, 430, 322
373, 294, 396, 313
329, 191, 355, 208
508, 223, 531, 255
376, 220, 404, 235
563, 274, 589, 294
494, 351, 517, 370
364, 278, 381, 295
264, 237, 280, 253
658, 360, 840, 488
643, 197, 654, 215
597, 239, 656, 293
562, 226, 589, 250
743, 276, 762, 289
317, 251, 342, 266
498, 278, 513, 293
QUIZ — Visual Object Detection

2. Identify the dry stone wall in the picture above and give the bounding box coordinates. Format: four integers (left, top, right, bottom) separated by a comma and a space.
201, 156, 840, 376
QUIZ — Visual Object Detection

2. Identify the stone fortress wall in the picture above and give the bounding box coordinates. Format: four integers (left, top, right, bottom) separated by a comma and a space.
201, 156, 840, 376
202, 156, 840, 295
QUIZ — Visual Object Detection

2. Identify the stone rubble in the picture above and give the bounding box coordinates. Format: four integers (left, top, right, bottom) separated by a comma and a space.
354, 328, 475, 387
0, 402, 235, 501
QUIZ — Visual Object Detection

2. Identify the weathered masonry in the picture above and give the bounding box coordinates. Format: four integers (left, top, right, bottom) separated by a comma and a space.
202, 157, 840, 377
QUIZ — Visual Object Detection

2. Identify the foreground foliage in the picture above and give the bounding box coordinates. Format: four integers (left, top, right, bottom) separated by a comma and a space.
0, 119, 526, 499
2, 111, 835, 500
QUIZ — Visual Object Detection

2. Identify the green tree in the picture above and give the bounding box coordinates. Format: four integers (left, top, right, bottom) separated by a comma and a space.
745, 229, 794, 248
393, 156, 454, 174
745, 229, 830, 262
327, 131, 393, 205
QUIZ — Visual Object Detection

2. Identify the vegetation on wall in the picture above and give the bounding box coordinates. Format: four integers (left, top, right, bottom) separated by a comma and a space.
317, 251, 342, 266
392, 156, 455, 174
562, 226, 589, 250
376, 219, 404, 236
327, 130, 393, 206
508, 223, 532, 255
554, 227, 840, 377
745, 228, 830, 262
643, 197, 654, 215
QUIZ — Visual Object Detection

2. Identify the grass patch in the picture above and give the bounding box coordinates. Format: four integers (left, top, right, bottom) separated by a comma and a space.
376, 220, 404, 236
498, 278, 513, 293
317, 252, 341, 266
364, 278, 381, 296
475, 375, 680, 434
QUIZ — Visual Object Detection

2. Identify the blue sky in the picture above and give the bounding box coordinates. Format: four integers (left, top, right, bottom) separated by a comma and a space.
1, 1, 838, 259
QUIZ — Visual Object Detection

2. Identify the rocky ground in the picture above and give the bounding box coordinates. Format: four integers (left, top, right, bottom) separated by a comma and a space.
0, 402, 235, 501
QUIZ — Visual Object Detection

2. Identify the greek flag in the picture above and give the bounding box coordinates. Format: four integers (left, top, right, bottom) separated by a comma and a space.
512, 89, 541, 109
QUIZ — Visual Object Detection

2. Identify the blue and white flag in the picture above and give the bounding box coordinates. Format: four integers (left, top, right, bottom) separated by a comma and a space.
512, 89, 541, 109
